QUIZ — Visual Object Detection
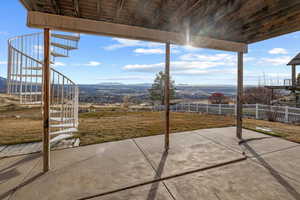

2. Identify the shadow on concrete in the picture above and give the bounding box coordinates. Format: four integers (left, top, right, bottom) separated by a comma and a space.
239, 137, 271, 144
0, 153, 41, 173
242, 142, 300, 200
0, 172, 43, 200
146, 150, 168, 200
0, 153, 41, 183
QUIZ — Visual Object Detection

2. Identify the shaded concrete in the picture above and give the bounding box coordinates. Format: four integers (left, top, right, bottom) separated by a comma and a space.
10, 140, 157, 200
134, 131, 245, 178
164, 160, 300, 200
195, 127, 299, 156
247, 145, 300, 182
0, 153, 41, 200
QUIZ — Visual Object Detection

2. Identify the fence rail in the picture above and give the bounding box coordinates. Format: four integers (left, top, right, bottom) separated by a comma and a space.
153, 103, 300, 124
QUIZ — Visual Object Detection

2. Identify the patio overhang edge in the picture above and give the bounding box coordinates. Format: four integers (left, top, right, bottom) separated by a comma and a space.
27, 11, 248, 53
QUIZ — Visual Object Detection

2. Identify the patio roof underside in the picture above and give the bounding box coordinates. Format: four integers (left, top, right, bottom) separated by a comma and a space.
20, 0, 300, 45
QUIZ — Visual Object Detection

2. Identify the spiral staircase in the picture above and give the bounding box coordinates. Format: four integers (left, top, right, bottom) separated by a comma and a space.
6, 32, 80, 145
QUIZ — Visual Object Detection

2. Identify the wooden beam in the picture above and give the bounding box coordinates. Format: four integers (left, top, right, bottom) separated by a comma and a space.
164, 42, 170, 150
27, 11, 247, 52
43, 28, 51, 172
236, 52, 243, 139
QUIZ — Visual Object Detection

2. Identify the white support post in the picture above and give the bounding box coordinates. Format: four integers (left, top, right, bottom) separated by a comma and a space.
219, 104, 222, 115
206, 104, 209, 113
285, 106, 289, 123
256, 104, 259, 119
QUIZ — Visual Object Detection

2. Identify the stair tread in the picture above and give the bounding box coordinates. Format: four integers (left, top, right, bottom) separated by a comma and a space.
51, 42, 77, 50
20, 92, 42, 95
22, 101, 42, 105
23, 67, 43, 70
50, 133, 74, 144
50, 128, 77, 135
13, 74, 42, 77
50, 117, 74, 122
51, 33, 80, 41
51, 52, 68, 57
50, 123, 75, 128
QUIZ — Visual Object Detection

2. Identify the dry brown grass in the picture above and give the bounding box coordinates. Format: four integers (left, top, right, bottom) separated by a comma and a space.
77, 111, 235, 145
0, 106, 299, 145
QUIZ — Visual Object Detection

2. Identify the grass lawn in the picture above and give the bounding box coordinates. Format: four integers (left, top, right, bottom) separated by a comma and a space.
0, 107, 299, 145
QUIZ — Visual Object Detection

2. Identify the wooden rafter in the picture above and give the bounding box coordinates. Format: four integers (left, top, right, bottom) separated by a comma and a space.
116, 0, 126, 18
49, 0, 60, 14
152, 0, 169, 28
96, 0, 101, 19
73, 0, 80, 17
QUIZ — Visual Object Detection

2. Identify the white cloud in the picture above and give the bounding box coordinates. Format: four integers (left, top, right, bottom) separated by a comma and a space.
85, 61, 101, 66
182, 45, 201, 52
123, 53, 238, 74
134, 48, 164, 54
0, 31, 8, 35
104, 38, 163, 50
268, 48, 288, 55
260, 56, 291, 66
54, 62, 66, 66
0, 61, 7, 65
97, 75, 152, 82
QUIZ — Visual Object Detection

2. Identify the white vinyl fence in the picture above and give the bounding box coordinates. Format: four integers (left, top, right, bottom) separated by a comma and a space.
153, 103, 300, 124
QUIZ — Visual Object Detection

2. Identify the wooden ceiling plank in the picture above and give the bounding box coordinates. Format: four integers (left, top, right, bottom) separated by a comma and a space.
27, 11, 248, 52
116, 0, 126, 18
49, 0, 60, 14
97, 0, 101, 19
73, 0, 80, 17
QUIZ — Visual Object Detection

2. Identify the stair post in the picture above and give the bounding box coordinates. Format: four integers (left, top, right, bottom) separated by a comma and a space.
43, 28, 51, 172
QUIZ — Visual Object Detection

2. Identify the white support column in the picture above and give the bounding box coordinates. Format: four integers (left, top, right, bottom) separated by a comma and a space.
236, 52, 243, 139
256, 104, 259, 119
285, 106, 289, 123
219, 104, 222, 115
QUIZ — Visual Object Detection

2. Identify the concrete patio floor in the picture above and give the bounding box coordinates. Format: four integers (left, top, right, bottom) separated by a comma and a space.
0, 127, 299, 200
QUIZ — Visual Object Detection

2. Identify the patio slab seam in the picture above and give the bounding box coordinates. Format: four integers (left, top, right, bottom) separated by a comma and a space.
132, 138, 177, 200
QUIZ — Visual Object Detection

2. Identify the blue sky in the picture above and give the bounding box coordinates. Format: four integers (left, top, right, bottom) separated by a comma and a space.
0, 1, 299, 85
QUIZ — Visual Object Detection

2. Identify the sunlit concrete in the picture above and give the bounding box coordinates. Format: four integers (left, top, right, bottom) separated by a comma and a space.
0, 127, 299, 200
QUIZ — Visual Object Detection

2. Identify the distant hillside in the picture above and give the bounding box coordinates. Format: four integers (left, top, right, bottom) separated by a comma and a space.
0, 77, 6, 93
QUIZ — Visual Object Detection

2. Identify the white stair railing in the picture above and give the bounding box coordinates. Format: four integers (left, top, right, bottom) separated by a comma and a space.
7, 32, 80, 144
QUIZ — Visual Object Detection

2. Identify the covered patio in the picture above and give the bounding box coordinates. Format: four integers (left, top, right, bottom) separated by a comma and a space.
1, 127, 299, 199
2, 1, 300, 199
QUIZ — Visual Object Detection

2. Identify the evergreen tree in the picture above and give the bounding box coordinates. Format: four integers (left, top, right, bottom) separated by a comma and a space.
148, 71, 175, 105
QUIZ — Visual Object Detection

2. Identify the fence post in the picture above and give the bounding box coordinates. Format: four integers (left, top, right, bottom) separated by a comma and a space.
196, 103, 199, 113
206, 104, 209, 114
219, 104, 222, 115
188, 103, 190, 112
285, 106, 289, 123
256, 104, 259, 119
